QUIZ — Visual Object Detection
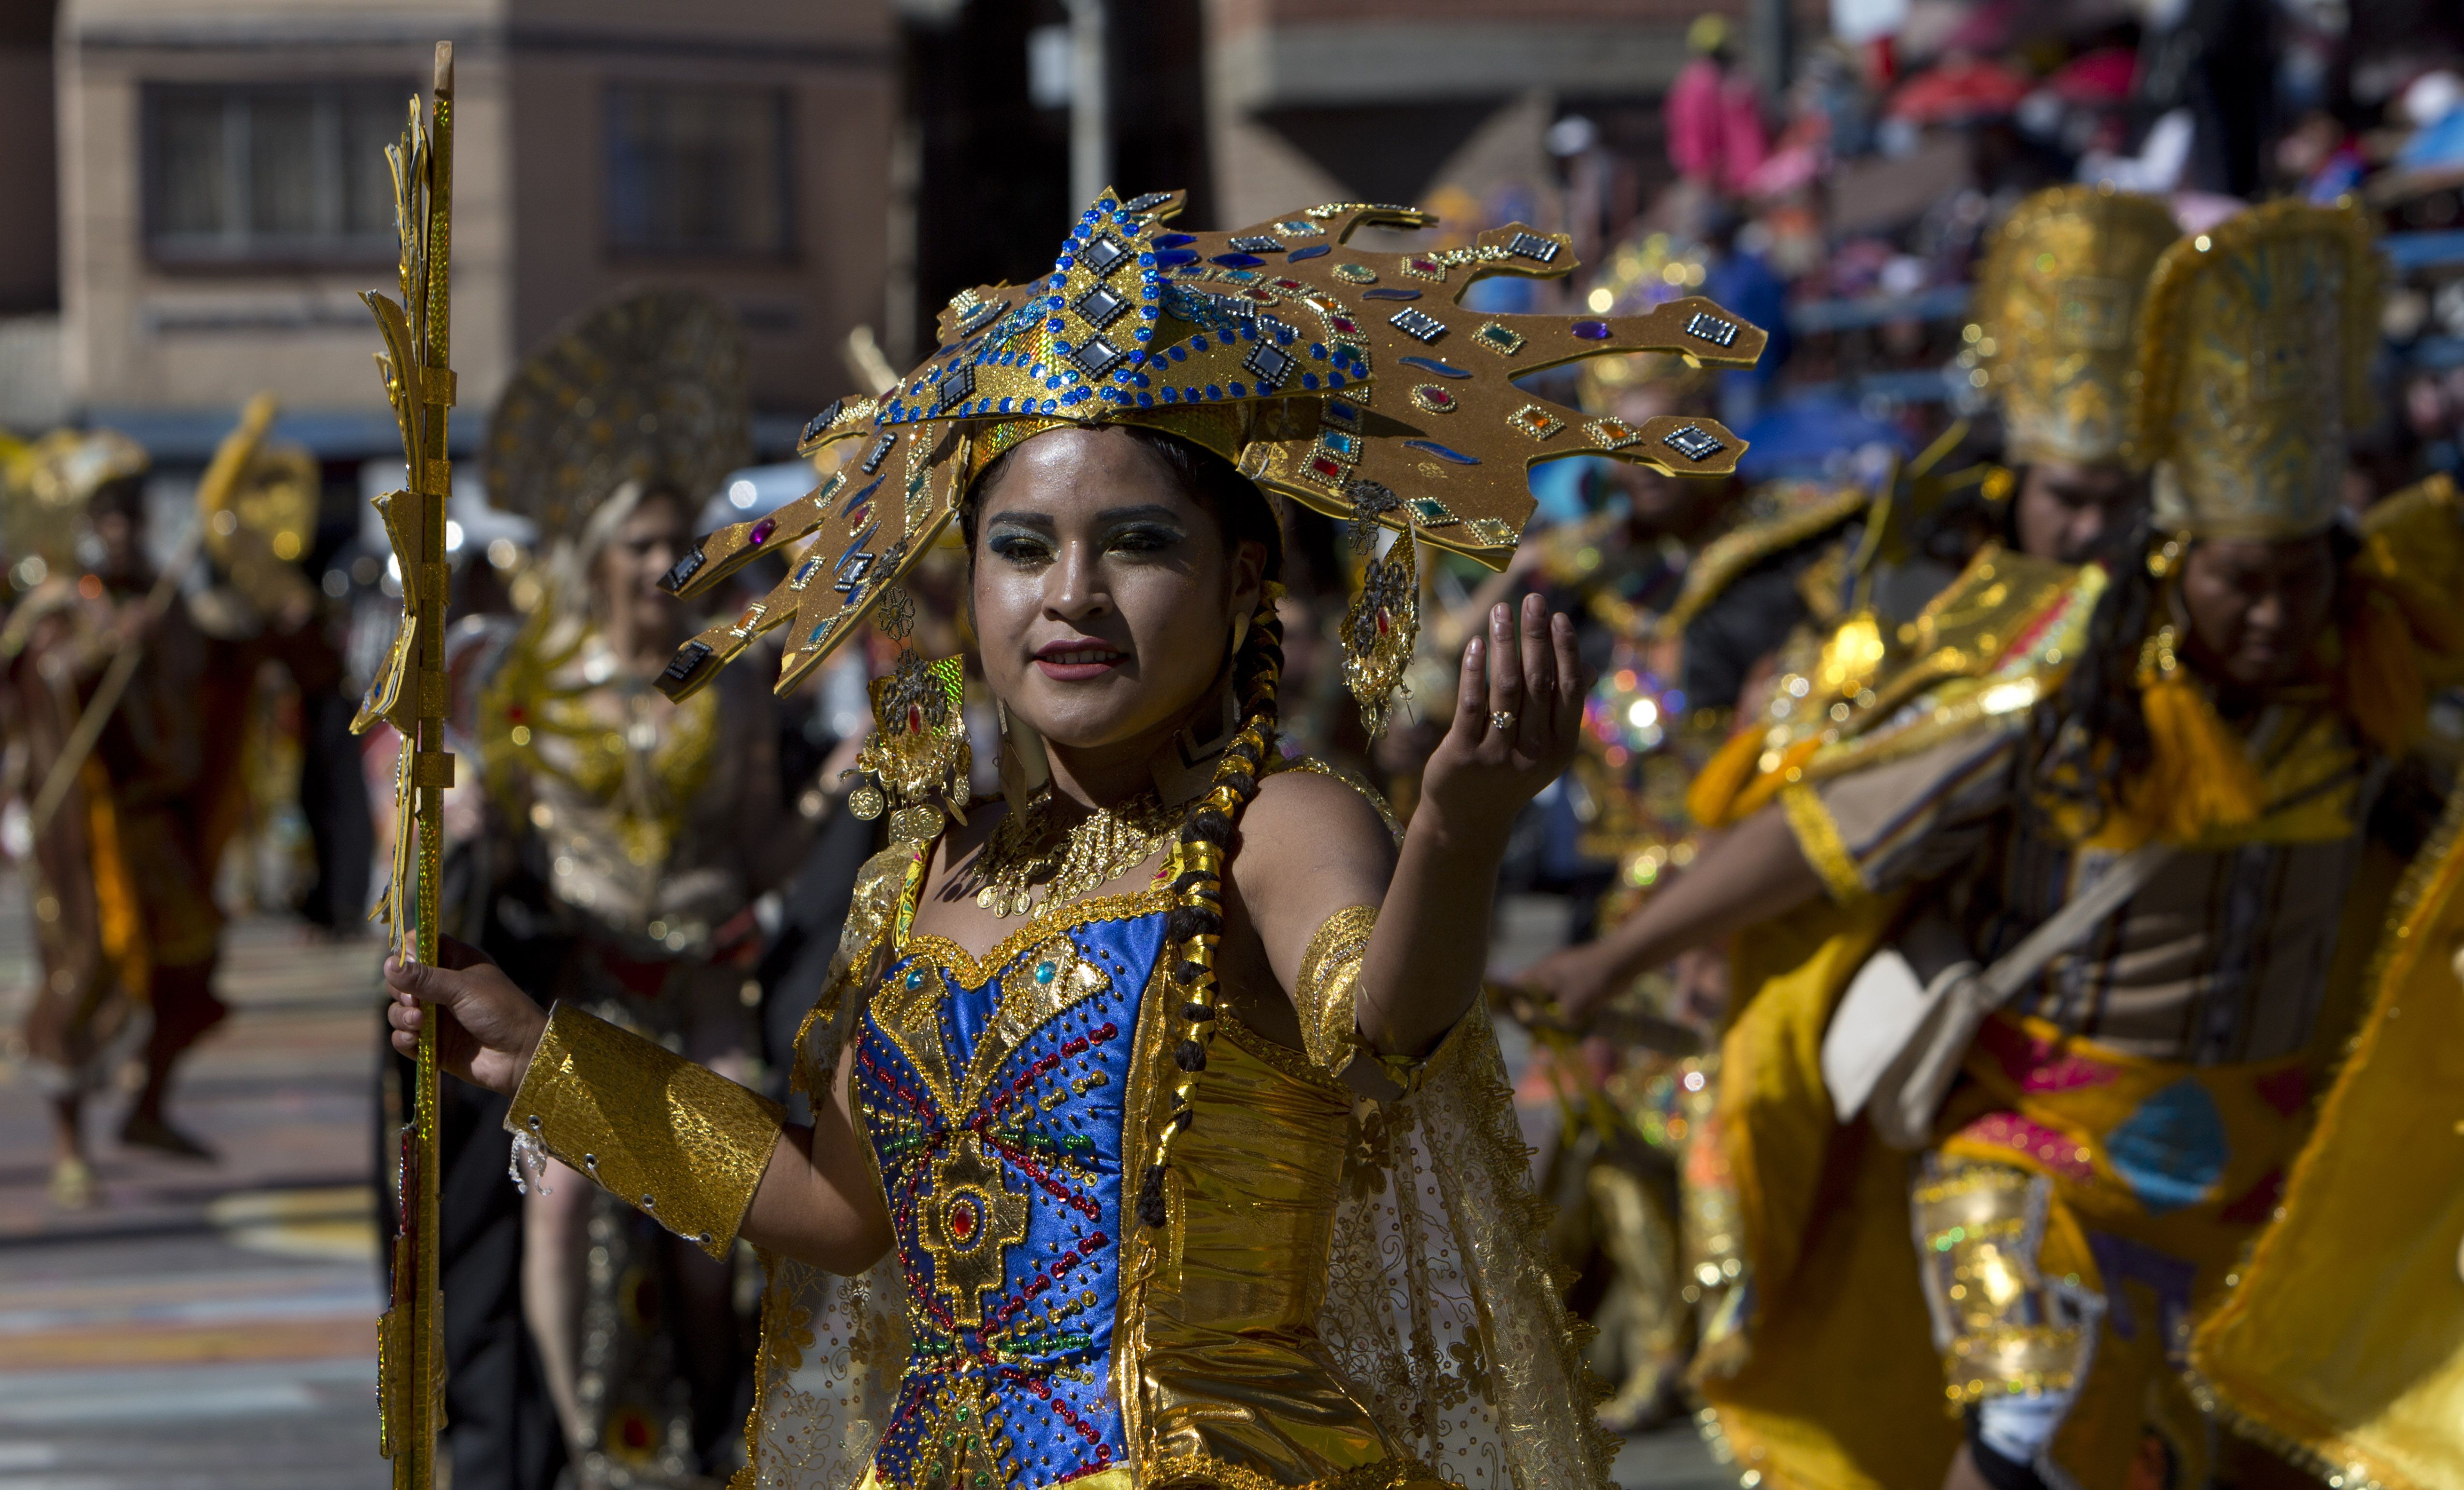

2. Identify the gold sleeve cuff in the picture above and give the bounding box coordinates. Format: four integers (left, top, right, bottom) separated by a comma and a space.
1295, 903, 1379, 1078
507, 1004, 785, 1259
1781, 783, 1869, 905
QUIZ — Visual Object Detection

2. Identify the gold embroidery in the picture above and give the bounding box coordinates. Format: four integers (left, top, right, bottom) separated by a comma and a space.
1296, 903, 1379, 1077
1911, 1159, 2092, 1405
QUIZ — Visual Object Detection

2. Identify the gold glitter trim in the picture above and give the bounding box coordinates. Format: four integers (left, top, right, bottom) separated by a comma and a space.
1294, 904, 1378, 1078
1780, 784, 1866, 904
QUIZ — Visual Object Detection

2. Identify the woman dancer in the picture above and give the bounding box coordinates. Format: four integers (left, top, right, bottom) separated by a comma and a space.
387, 190, 1763, 1488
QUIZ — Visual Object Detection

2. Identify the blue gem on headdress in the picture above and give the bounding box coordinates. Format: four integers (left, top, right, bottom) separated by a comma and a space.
1505, 231, 1561, 263
1662, 425, 1727, 463
1363, 288, 1420, 301
1323, 400, 1361, 427
1168, 344, 1187, 361
1228, 382, 1246, 396
1212, 253, 1264, 269
1228, 236, 1283, 254
1327, 373, 1347, 388
1320, 431, 1359, 456
1082, 234, 1132, 275
1154, 232, 1193, 248
1047, 317, 1065, 333
1134, 327, 1152, 341
1138, 392, 1154, 406
1155, 250, 1198, 269
1289, 244, 1330, 261
1399, 355, 1470, 379
1570, 320, 1611, 339
1138, 253, 1154, 267
1403, 440, 1479, 465
1039, 398, 1057, 413
1189, 335, 1209, 353
1301, 373, 1319, 389
1243, 341, 1295, 391
1388, 308, 1447, 343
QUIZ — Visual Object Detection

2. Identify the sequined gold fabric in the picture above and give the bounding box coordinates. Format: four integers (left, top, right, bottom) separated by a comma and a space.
1972, 185, 2177, 466
1294, 905, 1377, 1078
508, 1004, 784, 1260
1909, 1160, 2092, 1405
1134, 1015, 1439, 1484
2131, 199, 2379, 541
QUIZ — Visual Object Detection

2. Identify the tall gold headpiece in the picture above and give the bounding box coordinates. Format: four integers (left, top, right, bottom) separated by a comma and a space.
0, 428, 150, 574
1974, 184, 2178, 466
484, 288, 751, 541
651, 188, 1767, 718
2129, 198, 2378, 541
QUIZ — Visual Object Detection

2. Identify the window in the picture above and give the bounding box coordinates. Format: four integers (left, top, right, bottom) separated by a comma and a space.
144, 81, 413, 265
605, 84, 793, 260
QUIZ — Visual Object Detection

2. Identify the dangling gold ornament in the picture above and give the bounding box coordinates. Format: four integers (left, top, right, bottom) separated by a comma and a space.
846, 644, 972, 840
972, 789, 1182, 919
1341, 482, 1419, 737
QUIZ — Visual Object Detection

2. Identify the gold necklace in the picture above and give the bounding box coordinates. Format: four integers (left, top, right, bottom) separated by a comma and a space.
974, 789, 1182, 919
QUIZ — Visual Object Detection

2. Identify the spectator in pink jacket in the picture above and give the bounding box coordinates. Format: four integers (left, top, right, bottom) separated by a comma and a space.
1666, 14, 1770, 197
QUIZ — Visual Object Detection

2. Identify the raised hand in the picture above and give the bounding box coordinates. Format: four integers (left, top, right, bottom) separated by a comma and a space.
384, 936, 550, 1097
1416, 592, 1590, 843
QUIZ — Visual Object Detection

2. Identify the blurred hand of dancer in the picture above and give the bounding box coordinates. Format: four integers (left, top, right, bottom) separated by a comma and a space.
384, 937, 548, 1096
1416, 593, 1590, 845
1506, 939, 1631, 1032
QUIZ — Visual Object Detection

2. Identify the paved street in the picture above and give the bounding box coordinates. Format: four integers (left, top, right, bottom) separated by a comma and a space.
0, 881, 1726, 1489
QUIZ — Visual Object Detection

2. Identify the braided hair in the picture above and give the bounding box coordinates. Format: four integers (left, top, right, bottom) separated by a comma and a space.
2023, 506, 2157, 831
958, 424, 1288, 1230
1138, 594, 1282, 1227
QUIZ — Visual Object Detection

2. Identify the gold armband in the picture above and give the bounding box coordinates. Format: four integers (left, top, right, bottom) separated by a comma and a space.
1911, 1159, 2092, 1405
507, 1004, 785, 1259
1295, 904, 1379, 1078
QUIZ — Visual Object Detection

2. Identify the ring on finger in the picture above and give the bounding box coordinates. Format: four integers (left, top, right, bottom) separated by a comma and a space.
1490, 710, 1518, 733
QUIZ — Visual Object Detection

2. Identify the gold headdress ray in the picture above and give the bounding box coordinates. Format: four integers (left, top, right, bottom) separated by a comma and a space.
1974, 184, 2179, 467
2128, 198, 2379, 541
651, 189, 1766, 717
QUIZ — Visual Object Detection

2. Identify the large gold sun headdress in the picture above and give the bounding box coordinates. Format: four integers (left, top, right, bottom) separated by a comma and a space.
651, 188, 1767, 726
1973, 184, 2179, 467
2129, 198, 2379, 540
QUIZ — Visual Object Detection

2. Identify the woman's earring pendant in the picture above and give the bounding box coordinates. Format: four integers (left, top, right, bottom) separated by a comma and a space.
845, 649, 971, 842
1341, 508, 1419, 738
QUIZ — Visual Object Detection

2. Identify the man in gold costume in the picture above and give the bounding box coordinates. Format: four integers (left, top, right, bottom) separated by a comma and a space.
1523, 184, 2185, 1429
1533, 199, 2464, 1490
463, 290, 808, 1487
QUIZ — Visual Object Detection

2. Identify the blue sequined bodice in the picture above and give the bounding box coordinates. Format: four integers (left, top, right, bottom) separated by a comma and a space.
851, 899, 1168, 1487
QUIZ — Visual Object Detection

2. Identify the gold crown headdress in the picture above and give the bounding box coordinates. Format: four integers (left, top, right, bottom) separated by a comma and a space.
1973, 184, 2179, 467
1, 428, 150, 576
2129, 199, 2378, 541
484, 288, 751, 541
651, 189, 1766, 723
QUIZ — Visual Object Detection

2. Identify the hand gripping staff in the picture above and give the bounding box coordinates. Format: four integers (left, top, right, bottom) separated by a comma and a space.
350, 42, 457, 1488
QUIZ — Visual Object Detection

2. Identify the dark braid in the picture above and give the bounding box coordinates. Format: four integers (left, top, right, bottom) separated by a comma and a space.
1137, 595, 1283, 1228
2023, 507, 2157, 835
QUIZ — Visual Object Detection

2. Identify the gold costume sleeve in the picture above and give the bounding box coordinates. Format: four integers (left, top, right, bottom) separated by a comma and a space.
508, 1004, 785, 1259
1293, 903, 1378, 1078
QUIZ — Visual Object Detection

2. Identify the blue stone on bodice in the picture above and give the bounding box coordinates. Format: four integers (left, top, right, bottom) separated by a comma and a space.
851, 903, 1168, 1486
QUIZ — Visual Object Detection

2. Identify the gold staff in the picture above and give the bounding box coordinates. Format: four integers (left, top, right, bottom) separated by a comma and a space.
354, 40, 456, 1489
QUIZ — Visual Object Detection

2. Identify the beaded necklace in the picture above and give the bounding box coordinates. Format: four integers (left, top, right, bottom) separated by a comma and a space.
972, 788, 1183, 920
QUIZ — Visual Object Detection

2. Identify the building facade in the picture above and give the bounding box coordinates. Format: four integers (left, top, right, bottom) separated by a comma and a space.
56, 0, 894, 459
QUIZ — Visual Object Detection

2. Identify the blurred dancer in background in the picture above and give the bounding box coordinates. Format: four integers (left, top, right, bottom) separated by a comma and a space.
459, 290, 807, 1488
1536, 200, 2464, 1490
0, 414, 302, 1204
